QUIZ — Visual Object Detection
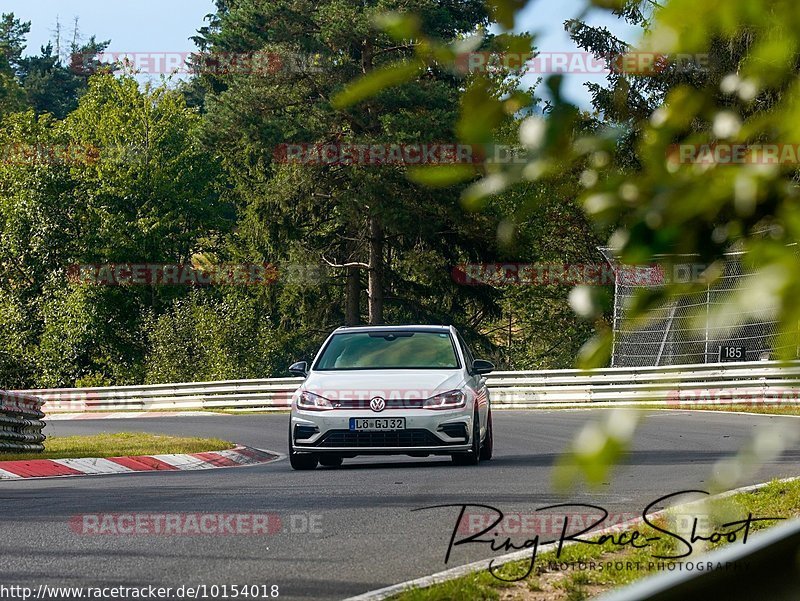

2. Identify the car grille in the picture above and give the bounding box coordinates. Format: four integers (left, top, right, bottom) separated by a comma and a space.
312, 429, 448, 448
321, 398, 426, 410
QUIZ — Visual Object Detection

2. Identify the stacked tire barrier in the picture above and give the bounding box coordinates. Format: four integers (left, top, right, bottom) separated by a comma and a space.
0, 390, 46, 452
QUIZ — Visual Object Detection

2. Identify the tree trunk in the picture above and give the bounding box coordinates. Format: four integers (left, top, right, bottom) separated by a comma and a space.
368, 215, 384, 325
345, 265, 360, 326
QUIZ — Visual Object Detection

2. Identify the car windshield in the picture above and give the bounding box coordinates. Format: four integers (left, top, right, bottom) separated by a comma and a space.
315, 331, 459, 370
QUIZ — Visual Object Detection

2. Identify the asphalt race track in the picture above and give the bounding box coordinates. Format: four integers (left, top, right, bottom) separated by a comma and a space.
0, 411, 797, 600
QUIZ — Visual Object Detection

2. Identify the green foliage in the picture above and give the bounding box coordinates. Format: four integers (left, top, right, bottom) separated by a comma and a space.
19, 39, 111, 119
0, 296, 33, 388
35, 283, 147, 387
0, 56, 24, 117
0, 5, 605, 387
567, 0, 800, 364
144, 290, 295, 383
1, 13, 111, 119
337, 0, 800, 368
194, 0, 508, 348
63, 75, 228, 264
0, 76, 228, 388
328, 0, 800, 491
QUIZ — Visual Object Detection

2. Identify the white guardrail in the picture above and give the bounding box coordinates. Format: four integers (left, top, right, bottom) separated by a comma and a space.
14, 359, 800, 414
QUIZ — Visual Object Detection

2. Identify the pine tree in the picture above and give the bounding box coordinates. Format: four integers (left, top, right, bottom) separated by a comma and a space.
0, 13, 27, 116
0, 13, 112, 119
194, 0, 502, 338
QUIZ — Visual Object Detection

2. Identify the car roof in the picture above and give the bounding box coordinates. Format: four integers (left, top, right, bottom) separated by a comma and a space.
333, 324, 453, 332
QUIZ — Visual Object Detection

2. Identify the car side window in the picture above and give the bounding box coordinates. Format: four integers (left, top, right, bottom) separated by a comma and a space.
456, 331, 475, 370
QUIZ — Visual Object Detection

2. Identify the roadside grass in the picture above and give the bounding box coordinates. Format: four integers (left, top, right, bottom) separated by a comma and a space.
493, 405, 800, 416
664, 404, 800, 416
46, 408, 228, 414
45, 404, 800, 417
0, 433, 234, 461
212, 409, 290, 415
47, 406, 800, 417
388, 478, 800, 601
45, 408, 288, 415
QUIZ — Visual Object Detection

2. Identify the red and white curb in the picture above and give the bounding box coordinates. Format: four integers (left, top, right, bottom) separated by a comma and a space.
46, 411, 225, 421
0, 445, 281, 480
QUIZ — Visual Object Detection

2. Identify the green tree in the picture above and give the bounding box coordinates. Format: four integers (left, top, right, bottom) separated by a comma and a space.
0, 110, 85, 386
144, 289, 297, 383
337, 0, 800, 488
0, 56, 24, 117
19, 38, 111, 119
0, 13, 112, 119
193, 0, 504, 347
0, 14, 28, 115
64, 75, 227, 265
0, 13, 29, 71
484, 174, 606, 369
0, 76, 228, 387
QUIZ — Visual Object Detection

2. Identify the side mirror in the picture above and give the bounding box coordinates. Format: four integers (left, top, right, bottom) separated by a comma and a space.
289, 361, 308, 377
472, 359, 495, 375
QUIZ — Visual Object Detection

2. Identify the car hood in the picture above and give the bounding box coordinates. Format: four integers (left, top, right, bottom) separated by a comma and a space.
302, 369, 465, 401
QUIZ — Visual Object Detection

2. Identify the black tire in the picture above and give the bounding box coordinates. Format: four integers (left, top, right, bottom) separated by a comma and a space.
290, 453, 318, 470
319, 455, 344, 468
289, 424, 318, 471
452, 410, 481, 465
479, 410, 493, 461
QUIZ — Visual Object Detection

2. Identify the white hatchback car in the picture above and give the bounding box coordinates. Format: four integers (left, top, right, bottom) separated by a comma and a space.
288, 325, 494, 470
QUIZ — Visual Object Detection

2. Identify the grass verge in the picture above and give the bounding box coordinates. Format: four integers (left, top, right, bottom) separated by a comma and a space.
0, 433, 235, 461
496, 405, 800, 416
212, 409, 290, 415
388, 478, 800, 601
47, 405, 800, 416
663, 404, 800, 416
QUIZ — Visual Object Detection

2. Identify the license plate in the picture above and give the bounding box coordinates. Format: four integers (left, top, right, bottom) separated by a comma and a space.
349, 418, 406, 431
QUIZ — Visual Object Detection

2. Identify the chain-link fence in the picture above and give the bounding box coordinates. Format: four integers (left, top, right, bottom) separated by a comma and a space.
600, 248, 795, 367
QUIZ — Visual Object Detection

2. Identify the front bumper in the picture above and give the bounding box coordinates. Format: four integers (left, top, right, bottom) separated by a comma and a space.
291, 408, 474, 454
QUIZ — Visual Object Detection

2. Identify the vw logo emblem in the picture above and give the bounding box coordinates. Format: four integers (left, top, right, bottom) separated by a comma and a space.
370, 397, 386, 412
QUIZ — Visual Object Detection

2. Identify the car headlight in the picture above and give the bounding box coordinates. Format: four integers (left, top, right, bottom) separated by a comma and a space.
423, 390, 466, 410
297, 391, 334, 411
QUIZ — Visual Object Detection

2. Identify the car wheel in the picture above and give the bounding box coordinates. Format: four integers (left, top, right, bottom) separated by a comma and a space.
479, 409, 493, 461
452, 410, 480, 465
319, 455, 343, 468
290, 453, 318, 470
289, 423, 318, 471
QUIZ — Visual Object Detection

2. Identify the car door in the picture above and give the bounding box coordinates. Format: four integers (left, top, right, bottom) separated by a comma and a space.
456, 330, 490, 436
